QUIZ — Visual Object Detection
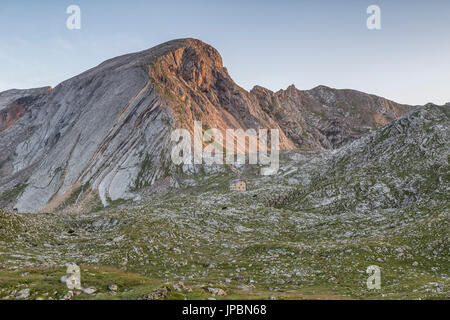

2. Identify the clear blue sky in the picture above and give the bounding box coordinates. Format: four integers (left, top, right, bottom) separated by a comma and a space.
1, 0, 449, 105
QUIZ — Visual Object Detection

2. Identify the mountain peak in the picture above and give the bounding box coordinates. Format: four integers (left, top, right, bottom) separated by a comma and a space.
71, 38, 224, 84
143, 38, 223, 65
286, 84, 297, 91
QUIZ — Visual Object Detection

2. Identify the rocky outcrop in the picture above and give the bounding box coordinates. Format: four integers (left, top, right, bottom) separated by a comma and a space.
278, 104, 449, 212
0, 87, 51, 133
0, 38, 414, 212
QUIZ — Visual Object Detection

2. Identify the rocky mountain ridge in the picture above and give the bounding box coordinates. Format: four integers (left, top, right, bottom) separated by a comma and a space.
0, 38, 414, 212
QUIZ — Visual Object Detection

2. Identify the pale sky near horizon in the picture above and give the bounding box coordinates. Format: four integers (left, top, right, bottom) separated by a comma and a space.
0, 0, 449, 105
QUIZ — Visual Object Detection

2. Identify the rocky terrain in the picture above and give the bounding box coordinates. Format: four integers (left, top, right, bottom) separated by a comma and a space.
0, 38, 447, 300
0, 103, 448, 300
0, 38, 412, 213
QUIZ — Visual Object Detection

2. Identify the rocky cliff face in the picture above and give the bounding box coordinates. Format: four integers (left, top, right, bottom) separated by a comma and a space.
0, 38, 413, 212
